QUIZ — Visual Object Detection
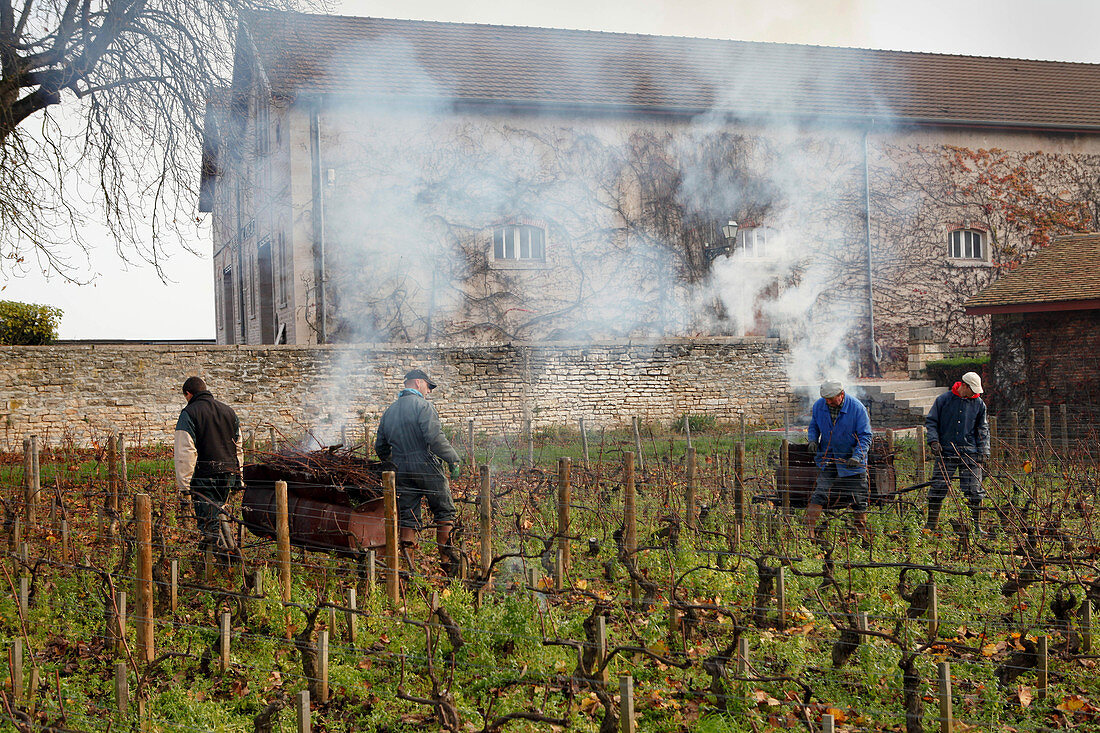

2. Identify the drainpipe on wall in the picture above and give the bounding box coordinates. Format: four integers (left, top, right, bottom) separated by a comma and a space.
309, 95, 327, 344
863, 121, 878, 375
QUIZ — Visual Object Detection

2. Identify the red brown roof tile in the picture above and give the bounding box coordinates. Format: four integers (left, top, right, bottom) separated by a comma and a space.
965, 234, 1100, 313
239, 11, 1100, 130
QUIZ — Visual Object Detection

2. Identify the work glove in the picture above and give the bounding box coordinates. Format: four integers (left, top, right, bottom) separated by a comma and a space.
449, 461, 462, 480
929, 441, 942, 455
807, 441, 819, 454
845, 457, 862, 469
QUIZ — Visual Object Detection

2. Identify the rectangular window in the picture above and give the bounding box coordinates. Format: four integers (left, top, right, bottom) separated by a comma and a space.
493, 224, 546, 262
277, 230, 289, 305
248, 251, 256, 317
949, 229, 985, 260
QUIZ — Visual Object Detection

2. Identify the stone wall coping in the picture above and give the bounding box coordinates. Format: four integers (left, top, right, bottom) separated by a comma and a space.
0, 337, 784, 353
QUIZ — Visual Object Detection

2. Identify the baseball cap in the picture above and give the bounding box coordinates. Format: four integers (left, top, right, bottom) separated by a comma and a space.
404, 368, 438, 390
961, 371, 983, 394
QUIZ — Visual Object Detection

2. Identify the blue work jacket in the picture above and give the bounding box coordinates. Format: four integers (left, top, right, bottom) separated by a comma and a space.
807, 394, 873, 477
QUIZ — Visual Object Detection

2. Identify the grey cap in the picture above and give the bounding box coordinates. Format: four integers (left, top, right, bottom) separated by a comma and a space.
819, 380, 843, 398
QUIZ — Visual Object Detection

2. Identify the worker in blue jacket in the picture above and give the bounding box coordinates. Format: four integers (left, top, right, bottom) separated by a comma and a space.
805, 380, 873, 540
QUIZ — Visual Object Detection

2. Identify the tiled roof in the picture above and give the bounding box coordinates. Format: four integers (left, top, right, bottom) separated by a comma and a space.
965, 234, 1100, 311
239, 11, 1100, 129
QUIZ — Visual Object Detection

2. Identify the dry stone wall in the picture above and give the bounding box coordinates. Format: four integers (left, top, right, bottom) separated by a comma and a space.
0, 339, 793, 448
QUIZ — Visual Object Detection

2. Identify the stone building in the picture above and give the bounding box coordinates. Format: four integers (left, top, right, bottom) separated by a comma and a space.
201, 10, 1100, 377
964, 233, 1100, 421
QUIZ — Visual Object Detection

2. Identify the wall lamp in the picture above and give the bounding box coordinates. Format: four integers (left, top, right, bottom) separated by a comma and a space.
703, 220, 739, 262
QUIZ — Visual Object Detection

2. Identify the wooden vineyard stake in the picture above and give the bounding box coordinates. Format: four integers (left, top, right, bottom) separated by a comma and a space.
775, 566, 786, 629
275, 480, 292, 603
479, 466, 492, 577
780, 439, 790, 516
525, 418, 534, 468
220, 612, 231, 673
579, 417, 589, 470
269, 426, 278, 452
27, 667, 38, 713
822, 713, 835, 733
623, 452, 638, 605
204, 549, 214, 583
467, 419, 475, 469
1042, 405, 1052, 459
29, 436, 40, 530
252, 570, 264, 597
685, 447, 697, 530
107, 434, 118, 538
1027, 408, 1036, 453
346, 587, 358, 646
632, 417, 644, 472
22, 438, 35, 529
367, 550, 377, 595
297, 689, 311, 733
1061, 404, 1070, 453
937, 661, 953, 733
382, 472, 400, 604
18, 577, 28, 615
10, 517, 19, 555
170, 560, 178, 614
554, 550, 564, 591
118, 433, 128, 496
318, 629, 329, 703
9, 639, 22, 702
739, 413, 746, 443
1037, 635, 1049, 700
927, 580, 939, 638
115, 661, 128, 714
737, 637, 750, 698
595, 615, 609, 684
557, 458, 571, 575
135, 494, 154, 662
60, 520, 69, 561
113, 591, 127, 655
683, 414, 692, 449
1084, 599, 1094, 653
619, 675, 635, 733
734, 443, 746, 528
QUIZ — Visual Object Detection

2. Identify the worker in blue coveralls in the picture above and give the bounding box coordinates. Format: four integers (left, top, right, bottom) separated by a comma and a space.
804, 380, 873, 541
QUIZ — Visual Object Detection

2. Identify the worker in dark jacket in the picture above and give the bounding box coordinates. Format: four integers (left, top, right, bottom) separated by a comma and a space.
375, 368, 462, 574
805, 380, 873, 541
173, 376, 244, 556
925, 371, 990, 533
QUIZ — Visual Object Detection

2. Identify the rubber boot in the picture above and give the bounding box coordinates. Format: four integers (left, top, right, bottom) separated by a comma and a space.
971, 504, 987, 539
925, 499, 943, 532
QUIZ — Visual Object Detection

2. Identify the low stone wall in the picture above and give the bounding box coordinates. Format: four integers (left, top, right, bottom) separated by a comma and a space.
0, 339, 795, 448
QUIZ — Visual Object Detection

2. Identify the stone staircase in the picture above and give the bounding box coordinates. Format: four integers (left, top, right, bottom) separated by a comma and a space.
856, 379, 943, 426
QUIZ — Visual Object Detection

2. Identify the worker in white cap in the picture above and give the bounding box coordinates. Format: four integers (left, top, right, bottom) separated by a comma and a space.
924, 371, 990, 534
805, 379, 873, 541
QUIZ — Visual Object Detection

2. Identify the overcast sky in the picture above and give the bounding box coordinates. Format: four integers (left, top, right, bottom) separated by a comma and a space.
5, 0, 1100, 340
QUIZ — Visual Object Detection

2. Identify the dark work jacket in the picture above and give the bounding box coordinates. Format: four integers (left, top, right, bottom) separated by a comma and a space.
925, 391, 990, 456
375, 389, 460, 483
176, 391, 242, 478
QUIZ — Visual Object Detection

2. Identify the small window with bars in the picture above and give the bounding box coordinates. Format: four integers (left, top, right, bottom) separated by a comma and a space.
493, 224, 546, 262
736, 227, 773, 258
949, 228, 985, 260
